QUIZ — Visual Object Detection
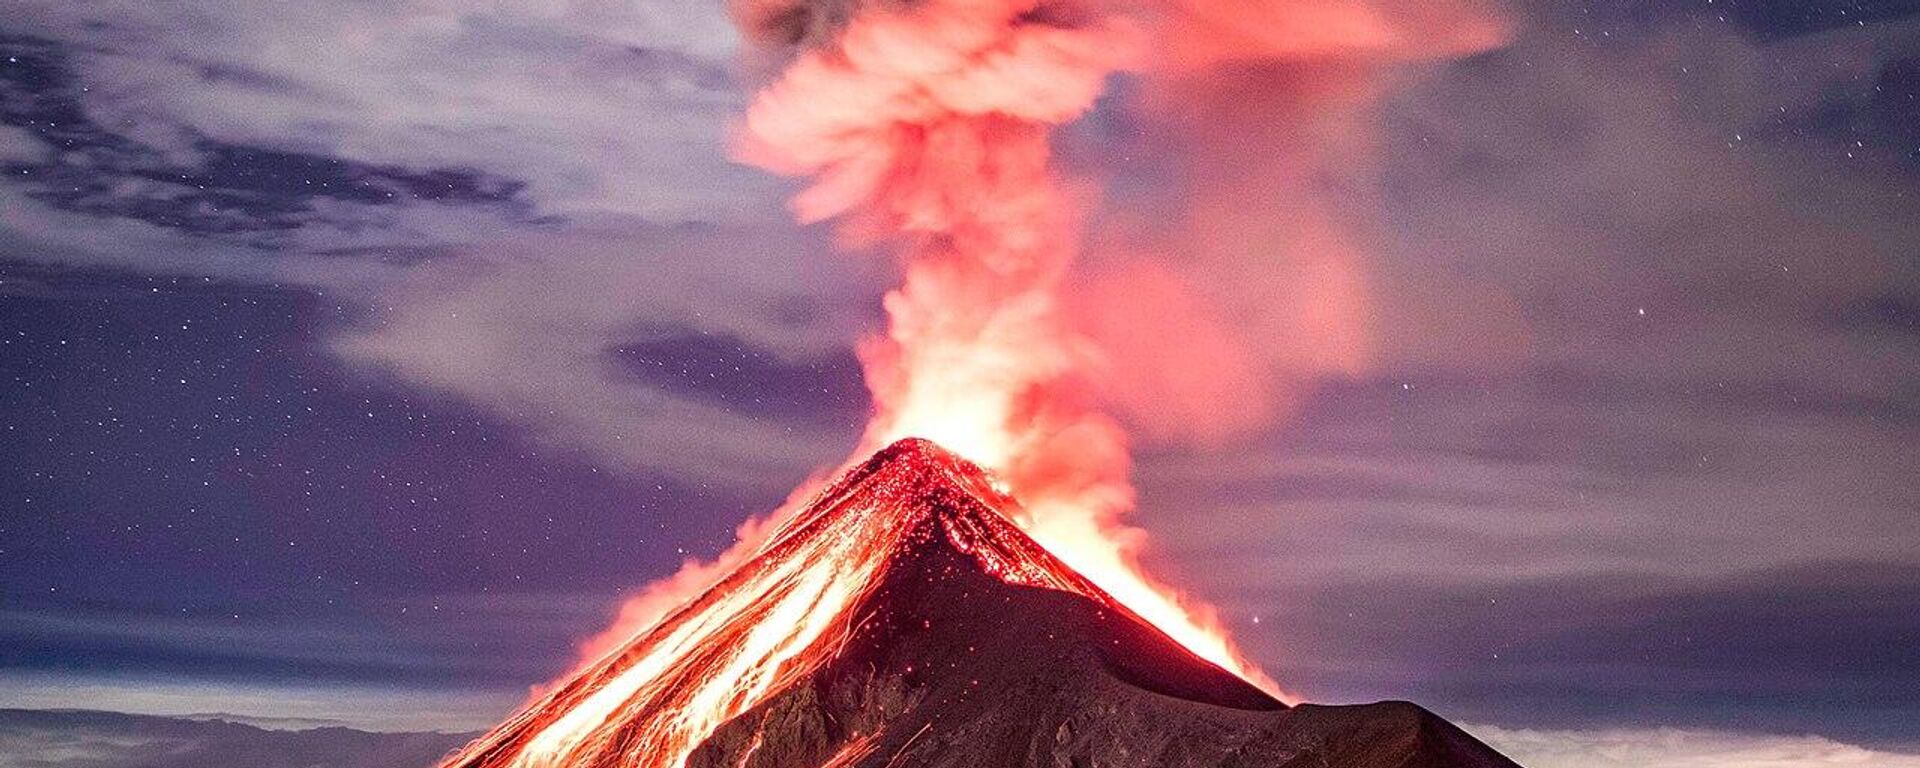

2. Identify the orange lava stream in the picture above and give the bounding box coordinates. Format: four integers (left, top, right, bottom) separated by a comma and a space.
444, 442, 1137, 768
442, 451, 924, 767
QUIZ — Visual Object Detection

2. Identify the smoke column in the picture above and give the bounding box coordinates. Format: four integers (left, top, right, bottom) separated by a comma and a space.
725, 0, 1280, 689
566, 0, 1270, 691
572, 0, 1509, 699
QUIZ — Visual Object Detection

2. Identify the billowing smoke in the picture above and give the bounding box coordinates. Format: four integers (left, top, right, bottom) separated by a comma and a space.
573, 0, 1508, 696
1073, 0, 1506, 439
727, 0, 1289, 687
734, 0, 1136, 488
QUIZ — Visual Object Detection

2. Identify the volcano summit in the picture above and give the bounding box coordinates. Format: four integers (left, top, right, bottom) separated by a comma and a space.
442, 439, 1522, 768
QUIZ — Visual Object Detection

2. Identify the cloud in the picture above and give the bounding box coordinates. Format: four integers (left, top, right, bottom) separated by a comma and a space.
0, 589, 618, 695
325, 220, 872, 483
1346, 14, 1920, 415
1, 12, 879, 482
0, 686, 494, 737
1134, 375, 1916, 599
2, 2, 768, 222
1471, 724, 1920, 768
1077, 7, 1920, 443
0, 124, 44, 163
4, 711, 1919, 768
0, 709, 473, 768
1133, 553, 1920, 746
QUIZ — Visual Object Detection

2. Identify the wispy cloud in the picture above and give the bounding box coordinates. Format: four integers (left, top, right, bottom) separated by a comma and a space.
2, 5, 879, 481
0, 708, 473, 768
6, 708, 1917, 768
3, 2, 765, 222
0, 682, 503, 734
325, 221, 873, 483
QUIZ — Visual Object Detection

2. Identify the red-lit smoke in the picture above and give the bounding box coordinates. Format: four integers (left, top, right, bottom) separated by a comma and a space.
731, 0, 1287, 689
572, 0, 1508, 707
1076, 0, 1507, 436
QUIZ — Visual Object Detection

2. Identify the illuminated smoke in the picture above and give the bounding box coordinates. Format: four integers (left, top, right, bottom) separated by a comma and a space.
430, 3, 1520, 767
729, 0, 1280, 690
1077, 0, 1508, 436
558, 0, 1513, 740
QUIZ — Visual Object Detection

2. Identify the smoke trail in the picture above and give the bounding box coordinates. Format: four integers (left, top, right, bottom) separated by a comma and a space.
724, 0, 1284, 687
573, 0, 1509, 694
1073, 0, 1507, 439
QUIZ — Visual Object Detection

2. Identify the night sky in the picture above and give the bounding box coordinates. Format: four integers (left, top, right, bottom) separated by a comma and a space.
2, 1, 1917, 766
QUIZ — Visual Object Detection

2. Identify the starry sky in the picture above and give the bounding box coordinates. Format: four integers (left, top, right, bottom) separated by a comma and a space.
1, 0, 1917, 763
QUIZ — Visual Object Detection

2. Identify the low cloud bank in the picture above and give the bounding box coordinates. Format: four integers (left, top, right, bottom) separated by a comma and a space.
1473, 723, 1920, 768
6, 709, 1919, 768
0, 709, 471, 768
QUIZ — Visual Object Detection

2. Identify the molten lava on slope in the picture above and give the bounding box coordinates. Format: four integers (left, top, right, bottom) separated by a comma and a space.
441, 439, 1521, 768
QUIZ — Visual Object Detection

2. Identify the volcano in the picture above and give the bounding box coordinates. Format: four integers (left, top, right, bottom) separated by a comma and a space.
443, 438, 1521, 768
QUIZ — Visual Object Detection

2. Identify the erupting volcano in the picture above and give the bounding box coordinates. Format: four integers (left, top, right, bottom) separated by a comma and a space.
443, 439, 1519, 768
446, 0, 1527, 764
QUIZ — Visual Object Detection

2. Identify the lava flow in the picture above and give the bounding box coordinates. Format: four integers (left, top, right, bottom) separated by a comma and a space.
440, 439, 1249, 768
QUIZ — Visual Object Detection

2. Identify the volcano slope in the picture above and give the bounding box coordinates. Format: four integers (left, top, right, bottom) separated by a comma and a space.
444, 438, 1522, 768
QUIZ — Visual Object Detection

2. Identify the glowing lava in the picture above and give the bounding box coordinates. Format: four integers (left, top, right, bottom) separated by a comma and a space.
442, 439, 1242, 768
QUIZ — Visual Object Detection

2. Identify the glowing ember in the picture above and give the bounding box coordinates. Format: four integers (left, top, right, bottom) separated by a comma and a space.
442, 439, 1228, 768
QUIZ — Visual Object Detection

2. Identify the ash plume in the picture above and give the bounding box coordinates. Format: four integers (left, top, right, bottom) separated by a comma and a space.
725, 0, 1269, 688
572, 0, 1513, 712
1075, 0, 1507, 439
